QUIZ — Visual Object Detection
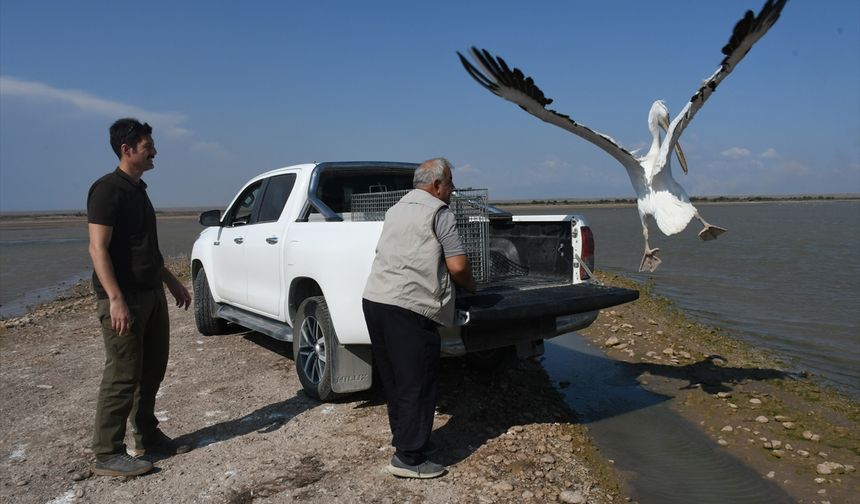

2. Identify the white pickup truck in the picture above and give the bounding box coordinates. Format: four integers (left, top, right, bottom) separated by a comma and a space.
191, 161, 638, 400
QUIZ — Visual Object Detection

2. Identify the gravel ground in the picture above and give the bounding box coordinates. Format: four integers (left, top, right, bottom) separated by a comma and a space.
0, 263, 622, 504
1, 265, 857, 504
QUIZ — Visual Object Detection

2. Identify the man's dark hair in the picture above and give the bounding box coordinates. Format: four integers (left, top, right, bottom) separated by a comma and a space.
109, 118, 152, 159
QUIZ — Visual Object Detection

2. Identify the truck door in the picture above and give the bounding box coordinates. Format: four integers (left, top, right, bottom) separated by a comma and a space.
211, 180, 264, 306
243, 173, 297, 317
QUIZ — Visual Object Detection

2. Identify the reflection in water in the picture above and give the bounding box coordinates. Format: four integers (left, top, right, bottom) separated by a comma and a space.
543, 333, 793, 504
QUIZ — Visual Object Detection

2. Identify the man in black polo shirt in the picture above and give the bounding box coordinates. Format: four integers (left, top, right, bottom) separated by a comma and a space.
87, 118, 192, 477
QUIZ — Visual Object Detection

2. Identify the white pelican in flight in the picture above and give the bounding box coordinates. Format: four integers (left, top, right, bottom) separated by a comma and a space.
459, 0, 787, 272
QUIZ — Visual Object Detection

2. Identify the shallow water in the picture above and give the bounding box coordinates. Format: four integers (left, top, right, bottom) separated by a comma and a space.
0, 217, 202, 317
543, 334, 795, 504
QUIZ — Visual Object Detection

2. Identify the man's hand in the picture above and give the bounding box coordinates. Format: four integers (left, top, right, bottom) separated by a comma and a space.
164, 270, 192, 310
109, 297, 133, 336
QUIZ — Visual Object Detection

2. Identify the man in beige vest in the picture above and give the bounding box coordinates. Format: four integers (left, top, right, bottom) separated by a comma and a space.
363, 158, 476, 478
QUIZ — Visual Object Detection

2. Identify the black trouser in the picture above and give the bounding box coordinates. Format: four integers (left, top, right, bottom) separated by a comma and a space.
93, 288, 170, 458
362, 299, 440, 466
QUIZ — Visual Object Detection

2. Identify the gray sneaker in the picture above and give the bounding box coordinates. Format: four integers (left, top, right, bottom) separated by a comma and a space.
132, 429, 192, 456
386, 454, 447, 479
93, 453, 153, 477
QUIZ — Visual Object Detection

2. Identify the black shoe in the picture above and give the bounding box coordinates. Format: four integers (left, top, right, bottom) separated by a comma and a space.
93, 453, 153, 477
132, 429, 192, 456
386, 454, 447, 479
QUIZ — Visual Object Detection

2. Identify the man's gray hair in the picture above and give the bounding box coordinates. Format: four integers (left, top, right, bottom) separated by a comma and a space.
413, 158, 452, 187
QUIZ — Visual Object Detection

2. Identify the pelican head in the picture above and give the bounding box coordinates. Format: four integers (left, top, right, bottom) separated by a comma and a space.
648, 100, 670, 132
648, 100, 688, 174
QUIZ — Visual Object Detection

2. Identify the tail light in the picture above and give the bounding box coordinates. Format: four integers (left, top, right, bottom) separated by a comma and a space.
579, 226, 595, 280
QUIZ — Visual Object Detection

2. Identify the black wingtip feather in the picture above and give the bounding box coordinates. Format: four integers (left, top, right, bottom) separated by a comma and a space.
457, 51, 498, 93
720, 0, 788, 65
457, 47, 555, 108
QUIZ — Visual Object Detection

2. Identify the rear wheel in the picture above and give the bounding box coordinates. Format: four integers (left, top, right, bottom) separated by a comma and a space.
293, 296, 338, 401
193, 268, 228, 336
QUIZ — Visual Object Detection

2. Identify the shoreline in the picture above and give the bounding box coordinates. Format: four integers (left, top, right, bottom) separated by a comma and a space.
496, 195, 860, 210
2, 195, 857, 224
577, 272, 859, 502
1, 264, 857, 502
0, 211, 201, 229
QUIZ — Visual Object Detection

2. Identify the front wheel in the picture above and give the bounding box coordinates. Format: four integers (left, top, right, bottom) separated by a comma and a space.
293, 296, 338, 401
193, 268, 228, 336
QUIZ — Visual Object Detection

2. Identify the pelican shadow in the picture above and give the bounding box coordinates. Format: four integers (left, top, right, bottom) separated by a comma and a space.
543, 332, 796, 424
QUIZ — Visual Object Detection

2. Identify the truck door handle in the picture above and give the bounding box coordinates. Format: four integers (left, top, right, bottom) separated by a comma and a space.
234, 237, 244, 244
266, 237, 279, 244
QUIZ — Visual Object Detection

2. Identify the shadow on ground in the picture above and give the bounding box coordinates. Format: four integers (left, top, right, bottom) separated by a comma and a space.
543, 335, 796, 423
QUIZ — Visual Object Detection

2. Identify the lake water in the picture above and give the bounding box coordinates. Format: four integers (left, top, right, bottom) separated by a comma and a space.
0, 217, 202, 318
1, 201, 858, 399
507, 200, 860, 400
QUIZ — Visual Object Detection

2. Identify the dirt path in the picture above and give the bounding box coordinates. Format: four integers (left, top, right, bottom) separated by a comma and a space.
0, 272, 621, 504
1, 268, 857, 504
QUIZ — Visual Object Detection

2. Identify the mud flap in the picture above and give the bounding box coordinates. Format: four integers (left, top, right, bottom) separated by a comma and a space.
330, 341, 373, 394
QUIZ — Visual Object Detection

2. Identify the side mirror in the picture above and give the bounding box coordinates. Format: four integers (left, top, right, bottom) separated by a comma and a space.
199, 209, 222, 227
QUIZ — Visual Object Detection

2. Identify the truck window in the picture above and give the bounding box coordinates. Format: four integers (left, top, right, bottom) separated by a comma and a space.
227, 181, 263, 226
258, 174, 297, 222
315, 171, 414, 214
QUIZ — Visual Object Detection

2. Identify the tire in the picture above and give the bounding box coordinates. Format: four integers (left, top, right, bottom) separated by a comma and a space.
293, 296, 338, 401
193, 268, 228, 336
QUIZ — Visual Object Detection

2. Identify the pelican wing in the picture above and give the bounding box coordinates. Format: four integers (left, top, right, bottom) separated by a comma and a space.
458, 47, 639, 168
660, 0, 788, 167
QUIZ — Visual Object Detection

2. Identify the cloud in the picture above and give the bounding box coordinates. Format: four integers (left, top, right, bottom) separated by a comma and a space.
457, 163, 481, 175
720, 147, 751, 159
759, 148, 779, 158
0, 76, 212, 146
540, 156, 571, 170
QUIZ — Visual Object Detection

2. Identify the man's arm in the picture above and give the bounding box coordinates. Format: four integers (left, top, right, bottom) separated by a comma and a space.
434, 208, 477, 292
446, 254, 477, 293
88, 223, 132, 335
162, 267, 191, 310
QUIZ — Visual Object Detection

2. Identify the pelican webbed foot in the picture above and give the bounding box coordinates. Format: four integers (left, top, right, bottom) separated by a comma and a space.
698, 224, 727, 242
639, 248, 662, 273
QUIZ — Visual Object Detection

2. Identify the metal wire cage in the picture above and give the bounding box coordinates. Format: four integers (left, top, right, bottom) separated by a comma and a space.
448, 189, 490, 283
350, 188, 491, 283
350, 189, 411, 222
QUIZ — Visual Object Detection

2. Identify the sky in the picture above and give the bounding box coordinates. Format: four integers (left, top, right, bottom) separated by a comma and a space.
1, 0, 858, 212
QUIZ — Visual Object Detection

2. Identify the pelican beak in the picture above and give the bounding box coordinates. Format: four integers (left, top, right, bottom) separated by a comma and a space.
675, 141, 688, 174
